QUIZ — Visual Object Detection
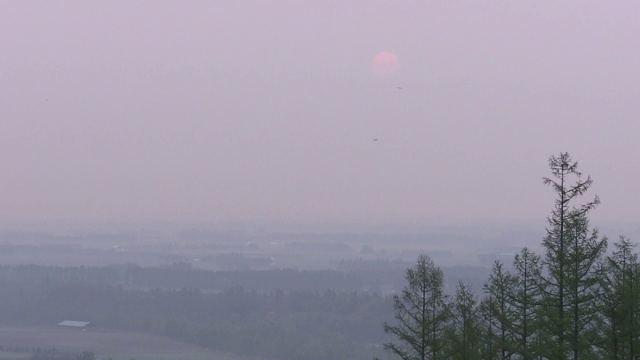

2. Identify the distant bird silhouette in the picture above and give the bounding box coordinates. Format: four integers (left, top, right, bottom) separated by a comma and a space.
373, 138, 379, 142
397, 86, 403, 90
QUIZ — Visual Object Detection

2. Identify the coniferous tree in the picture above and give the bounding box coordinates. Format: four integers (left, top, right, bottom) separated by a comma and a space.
509, 247, 543, 360
566, 213, 606, 358
446, 282, 482, 360
538, 152, 607, 360
597, 236, 640, 359
483, 261, 517, 360
479, 296, 498, 359
381, 254, 449, 360
380, 153, 636, 360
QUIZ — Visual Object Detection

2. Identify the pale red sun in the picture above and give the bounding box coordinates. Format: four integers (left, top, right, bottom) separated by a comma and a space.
370, 51, 400, 77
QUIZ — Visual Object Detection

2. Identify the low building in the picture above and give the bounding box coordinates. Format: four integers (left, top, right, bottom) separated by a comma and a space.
58, 320, 91, 330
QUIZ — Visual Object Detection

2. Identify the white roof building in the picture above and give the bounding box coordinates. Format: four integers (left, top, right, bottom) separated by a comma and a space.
58, 320, 91, 328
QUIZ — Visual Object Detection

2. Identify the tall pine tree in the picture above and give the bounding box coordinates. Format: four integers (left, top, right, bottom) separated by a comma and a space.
538, 152, 607, 360
381, 254, 449, 360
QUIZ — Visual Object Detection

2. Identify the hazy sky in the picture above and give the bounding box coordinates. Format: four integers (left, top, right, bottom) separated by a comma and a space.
2, 1, 639, 224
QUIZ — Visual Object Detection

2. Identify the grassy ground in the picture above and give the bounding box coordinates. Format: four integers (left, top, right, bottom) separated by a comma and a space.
0, 352, 30, 360
0, 327, 268, 360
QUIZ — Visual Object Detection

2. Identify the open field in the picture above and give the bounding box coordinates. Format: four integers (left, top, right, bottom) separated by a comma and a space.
0, 352, 29, 360
0, 327, 268, 360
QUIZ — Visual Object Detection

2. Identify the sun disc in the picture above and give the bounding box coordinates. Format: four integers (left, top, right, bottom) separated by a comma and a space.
371, 51, 400, 77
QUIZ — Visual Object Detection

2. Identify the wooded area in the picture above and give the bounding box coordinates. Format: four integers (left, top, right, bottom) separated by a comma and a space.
382, 153, 637, 360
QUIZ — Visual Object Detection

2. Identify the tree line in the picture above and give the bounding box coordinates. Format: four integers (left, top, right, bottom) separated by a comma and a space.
381, 153, 637, 360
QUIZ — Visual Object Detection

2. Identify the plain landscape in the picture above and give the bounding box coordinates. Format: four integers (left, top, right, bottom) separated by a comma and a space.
0, 219, 512, 359
0, 212, 639, 359
3, 1, 640, 359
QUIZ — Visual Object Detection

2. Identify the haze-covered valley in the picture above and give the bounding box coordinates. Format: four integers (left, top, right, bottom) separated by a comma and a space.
3, 0, 640, 359
2, 218, 639, 284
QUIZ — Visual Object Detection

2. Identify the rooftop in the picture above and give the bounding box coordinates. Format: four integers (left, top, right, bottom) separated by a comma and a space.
58, 321, 90, 327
